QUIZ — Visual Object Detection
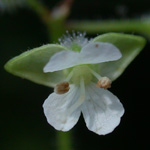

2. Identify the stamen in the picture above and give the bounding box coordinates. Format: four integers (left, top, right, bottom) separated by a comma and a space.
89, 68, 112, 89
96, 77, 112, 89
89, 68, 102, 80
67, 77, 85, 115
65, 71, 74, 82
54, 82, 70, 94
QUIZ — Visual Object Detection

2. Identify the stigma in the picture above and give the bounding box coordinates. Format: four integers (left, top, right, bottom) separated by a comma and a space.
58, 31, 89, 51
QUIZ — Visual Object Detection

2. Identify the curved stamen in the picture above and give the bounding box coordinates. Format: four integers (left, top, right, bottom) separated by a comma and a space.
89, 68, 102, 80
89, 68, 112, 89
55, 71, 74, 94
65, 71, 74, 82
96, 77, 112, 89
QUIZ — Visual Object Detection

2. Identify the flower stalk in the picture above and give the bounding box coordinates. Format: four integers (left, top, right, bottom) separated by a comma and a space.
57, 131, 72, 150
67, 19, 150, 38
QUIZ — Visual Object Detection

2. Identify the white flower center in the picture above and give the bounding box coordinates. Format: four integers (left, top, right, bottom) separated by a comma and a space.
71, 65, 92, 84
64, 65, 112, 88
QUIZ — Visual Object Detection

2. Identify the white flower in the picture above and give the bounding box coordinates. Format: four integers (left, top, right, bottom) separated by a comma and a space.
43, 32, 124, 135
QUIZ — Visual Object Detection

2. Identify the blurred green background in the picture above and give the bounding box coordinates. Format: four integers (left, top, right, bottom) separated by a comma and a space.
0, 0, 150, 150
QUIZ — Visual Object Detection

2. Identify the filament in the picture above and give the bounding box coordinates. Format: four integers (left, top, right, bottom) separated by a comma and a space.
65, 71, 74, 82
89, 68, 102, 80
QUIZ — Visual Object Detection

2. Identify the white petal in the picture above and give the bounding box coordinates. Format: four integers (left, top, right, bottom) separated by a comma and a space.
80, 42, 122, 64
81, 82, 124, 135
43, 50, 80, 72
43, 85, 81, 131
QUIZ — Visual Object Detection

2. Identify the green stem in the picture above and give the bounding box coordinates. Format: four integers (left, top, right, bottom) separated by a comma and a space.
27, 0, 50, 23
26, 0, 52, 41
57, 131, 72, 150
66, 19, 150, 36
27, 0, 66, 42
47, 19, 66, 42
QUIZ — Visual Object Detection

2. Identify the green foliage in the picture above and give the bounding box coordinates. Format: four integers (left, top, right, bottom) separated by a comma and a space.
4, 33, 146, 87
93, 33, 146, 81
4, 44, 67, 87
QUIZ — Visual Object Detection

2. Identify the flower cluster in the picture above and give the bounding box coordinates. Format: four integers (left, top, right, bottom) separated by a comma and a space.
43, 32, 124, 135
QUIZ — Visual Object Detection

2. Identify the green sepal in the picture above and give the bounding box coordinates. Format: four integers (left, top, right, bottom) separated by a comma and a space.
4, 44, 67, 87
93, 33, 146, 81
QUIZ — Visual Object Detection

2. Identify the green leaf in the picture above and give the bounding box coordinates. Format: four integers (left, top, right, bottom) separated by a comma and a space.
4, 44, 67, 87
93, 33, 146, 81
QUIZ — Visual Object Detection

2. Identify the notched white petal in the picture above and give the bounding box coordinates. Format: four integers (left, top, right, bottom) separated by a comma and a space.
81, 82, 124, 135
43, 50, 80, 72
80, 42, 122, 64
43, 85, 81, 131
43, 42, 122, 72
